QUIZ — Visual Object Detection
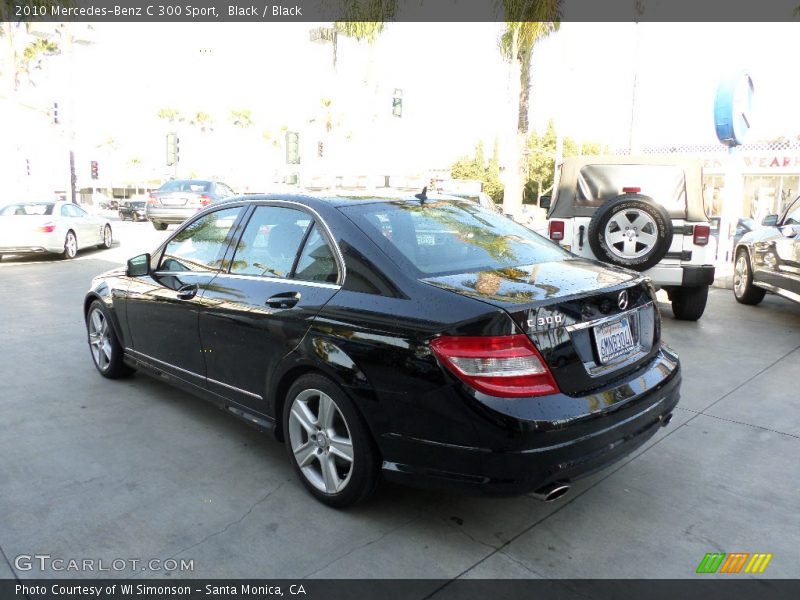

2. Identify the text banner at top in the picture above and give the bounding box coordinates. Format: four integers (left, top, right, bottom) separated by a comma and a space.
3, 0, 800, 23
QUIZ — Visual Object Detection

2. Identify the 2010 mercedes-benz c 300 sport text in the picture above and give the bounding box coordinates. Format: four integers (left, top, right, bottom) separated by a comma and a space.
84, 191, 680, 507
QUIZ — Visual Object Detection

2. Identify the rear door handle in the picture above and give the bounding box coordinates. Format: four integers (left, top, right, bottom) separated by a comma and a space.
266, 291, 301, 309
176, 284, 198, 300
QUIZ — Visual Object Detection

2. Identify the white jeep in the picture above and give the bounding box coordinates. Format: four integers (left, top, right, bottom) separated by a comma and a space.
545, 155, 716, 320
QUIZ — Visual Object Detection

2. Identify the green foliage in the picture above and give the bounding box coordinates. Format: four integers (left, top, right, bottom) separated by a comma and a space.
334, 0, 396, 43
156, 107, 182, 123
450, 140, 505, 203
229, 108, 253, 129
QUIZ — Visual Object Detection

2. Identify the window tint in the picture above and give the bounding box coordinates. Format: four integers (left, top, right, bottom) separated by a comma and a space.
160, 207, 241, 272
342, 200, 569, 277
295, 223, 338, 283
1, 203, 54, 216
231, 206, 311, 278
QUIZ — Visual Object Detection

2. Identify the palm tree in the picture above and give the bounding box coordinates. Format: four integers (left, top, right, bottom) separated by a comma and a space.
498, 1, 562, 218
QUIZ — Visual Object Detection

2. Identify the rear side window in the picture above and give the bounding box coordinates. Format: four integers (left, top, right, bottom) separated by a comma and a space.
1, 203, 54, 216
158, 180, 212, 193
576, 164, 687, 216
230, 206, 311, 278
294, 224, 337, 283
342, 201, 568, 277
160, 207, 241, 272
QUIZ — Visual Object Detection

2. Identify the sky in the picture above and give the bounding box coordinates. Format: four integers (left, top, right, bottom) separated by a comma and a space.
8, 21, 800, 185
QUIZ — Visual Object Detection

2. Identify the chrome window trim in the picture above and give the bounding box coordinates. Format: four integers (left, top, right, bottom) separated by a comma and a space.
219, 272, 340, 290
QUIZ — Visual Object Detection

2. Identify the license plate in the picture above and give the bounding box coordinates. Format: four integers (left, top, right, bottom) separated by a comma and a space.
594, 316, 636, 364
161, 197, 187, 206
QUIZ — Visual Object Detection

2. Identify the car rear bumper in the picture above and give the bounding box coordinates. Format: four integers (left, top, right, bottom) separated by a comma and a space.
377, 344, 681, 496
145, 206, 200, 223
646, 264, 715, 287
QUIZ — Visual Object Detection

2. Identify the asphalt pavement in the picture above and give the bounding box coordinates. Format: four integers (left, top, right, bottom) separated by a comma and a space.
0, 219, 798, 582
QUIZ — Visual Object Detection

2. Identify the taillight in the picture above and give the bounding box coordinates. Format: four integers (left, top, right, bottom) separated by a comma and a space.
38, 222, 56, 233
549, 220, 565, 241
622, 186, 641, 194
199, 194, 212, 206
693, 224, 710, 246
429, 334, 560, 398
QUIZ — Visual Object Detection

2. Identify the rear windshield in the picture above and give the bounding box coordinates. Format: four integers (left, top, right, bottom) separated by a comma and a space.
0, 203, 55, 216
341, 200, 569, 277
158, 180, 212, 193
576, 164, 687, 215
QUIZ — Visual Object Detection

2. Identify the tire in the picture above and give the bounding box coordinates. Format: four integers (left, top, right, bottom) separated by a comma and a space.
100, 224, 113, 249
86, 300, 133, 378
670, 285, 709, 321
152, 221, 168, 231
733, 249, 766, 305
62, 230, 78, 259
283, 374, 379, 508
588, 194, 673, 271
119, 213, 127, 221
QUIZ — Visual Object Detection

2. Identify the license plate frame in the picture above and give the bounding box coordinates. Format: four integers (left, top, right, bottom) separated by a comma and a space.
593, 315, 637, 364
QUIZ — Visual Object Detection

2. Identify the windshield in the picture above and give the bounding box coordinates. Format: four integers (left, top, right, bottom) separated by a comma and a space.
0, 203, 55, 216
341, 200, 569, 277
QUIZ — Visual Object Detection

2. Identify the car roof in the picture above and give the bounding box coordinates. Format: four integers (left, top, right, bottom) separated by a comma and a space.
222, 191, 467, 209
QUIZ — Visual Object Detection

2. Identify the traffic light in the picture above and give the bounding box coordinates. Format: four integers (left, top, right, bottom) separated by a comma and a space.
392, 89, 403, 118
317, 141, 324, 158
26, 159, 31, 176
90, 161, 99, 180
52, 102, 59, 124
166, 132, 179, 166
286, 131, 300, 165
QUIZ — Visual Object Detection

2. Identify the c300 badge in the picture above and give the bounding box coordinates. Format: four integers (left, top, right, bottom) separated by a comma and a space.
527, 313, 564, 329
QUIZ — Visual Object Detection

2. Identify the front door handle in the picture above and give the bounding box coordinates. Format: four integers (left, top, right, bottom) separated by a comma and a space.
266, 291, 301, 309
176, 284, 198, 300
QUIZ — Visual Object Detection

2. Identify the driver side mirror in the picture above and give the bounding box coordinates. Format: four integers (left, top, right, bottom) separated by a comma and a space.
127, 253, 151, 277
762, 214, 779, 226
539, 195, 552, 210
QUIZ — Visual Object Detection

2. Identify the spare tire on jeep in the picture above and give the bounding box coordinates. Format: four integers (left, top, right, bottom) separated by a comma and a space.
587, 194, 673, 271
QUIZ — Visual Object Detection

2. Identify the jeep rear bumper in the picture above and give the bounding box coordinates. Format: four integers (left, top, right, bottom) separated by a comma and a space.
645, 264, 715, 287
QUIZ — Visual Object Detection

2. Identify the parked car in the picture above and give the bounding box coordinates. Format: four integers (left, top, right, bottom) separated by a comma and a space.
145, 179, 237, 230
84, 192, 680, 507
118, 199, 147, 221
438, 190, 501, 213
545, 156, 716, 321
0, 201, 113, 260
709, 216, 755, 259
733, 196, 800, 306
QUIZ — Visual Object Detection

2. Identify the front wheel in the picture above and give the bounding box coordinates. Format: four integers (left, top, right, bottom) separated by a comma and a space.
284, 374, 379, 508
670, 285, 709, 321
100, 225, 113, 249
733, 249, 766, 305
152, 221, 168, 231
86, 301, 133, 378
62, 230, 78, 259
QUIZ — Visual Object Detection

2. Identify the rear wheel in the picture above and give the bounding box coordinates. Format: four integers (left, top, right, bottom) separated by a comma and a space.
733, 249, 766, 305
284, 374, 379, 508
670, 285, 709, 321
62, 230, 78, 259
86, 301, 133, 378
100, 225, 113, 249
152, 221, 168, 231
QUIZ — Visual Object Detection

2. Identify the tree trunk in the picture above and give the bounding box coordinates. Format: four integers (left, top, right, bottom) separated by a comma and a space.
502, 30, 523, 219
518, 46, 532, 134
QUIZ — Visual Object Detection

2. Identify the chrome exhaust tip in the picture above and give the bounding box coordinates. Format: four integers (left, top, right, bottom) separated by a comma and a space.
530, 481, 571, 502
660, 413, 673, 427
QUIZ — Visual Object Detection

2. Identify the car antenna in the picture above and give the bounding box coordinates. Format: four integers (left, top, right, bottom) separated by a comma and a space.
415, 186, 428, 204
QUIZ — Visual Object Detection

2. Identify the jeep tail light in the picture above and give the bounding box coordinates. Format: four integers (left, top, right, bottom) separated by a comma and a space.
38, 222, 56, 233
549, 220, 565, 241
693, 224, 710, 246
429, 334, 560, 398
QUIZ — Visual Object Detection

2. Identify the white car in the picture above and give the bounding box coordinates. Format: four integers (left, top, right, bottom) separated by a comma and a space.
0, 201, 113, 260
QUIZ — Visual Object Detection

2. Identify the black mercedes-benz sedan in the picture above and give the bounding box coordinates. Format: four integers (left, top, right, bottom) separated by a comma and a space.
84, 191, 681, 507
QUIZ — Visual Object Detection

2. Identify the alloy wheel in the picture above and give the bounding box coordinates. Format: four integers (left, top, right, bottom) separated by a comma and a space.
64, 232, 77, 258
103, 225, 113, 248
733, 254, 748, 297
88, 308, 112, 372
603, 209, 659, 260
287, 388, 354, 494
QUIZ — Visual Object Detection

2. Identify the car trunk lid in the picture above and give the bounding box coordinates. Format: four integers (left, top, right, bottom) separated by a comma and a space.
421, 258, 659, 396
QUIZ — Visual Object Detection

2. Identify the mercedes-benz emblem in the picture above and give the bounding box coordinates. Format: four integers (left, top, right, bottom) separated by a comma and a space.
618, 290, 629, 310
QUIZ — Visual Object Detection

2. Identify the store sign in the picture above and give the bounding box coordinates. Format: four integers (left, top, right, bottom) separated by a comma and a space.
702, 154, 800, 171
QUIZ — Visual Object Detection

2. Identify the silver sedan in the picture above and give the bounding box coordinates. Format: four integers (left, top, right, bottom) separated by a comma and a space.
0, 201, 113, 260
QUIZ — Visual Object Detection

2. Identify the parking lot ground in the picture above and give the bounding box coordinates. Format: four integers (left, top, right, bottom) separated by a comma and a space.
0, 228, 798, 581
